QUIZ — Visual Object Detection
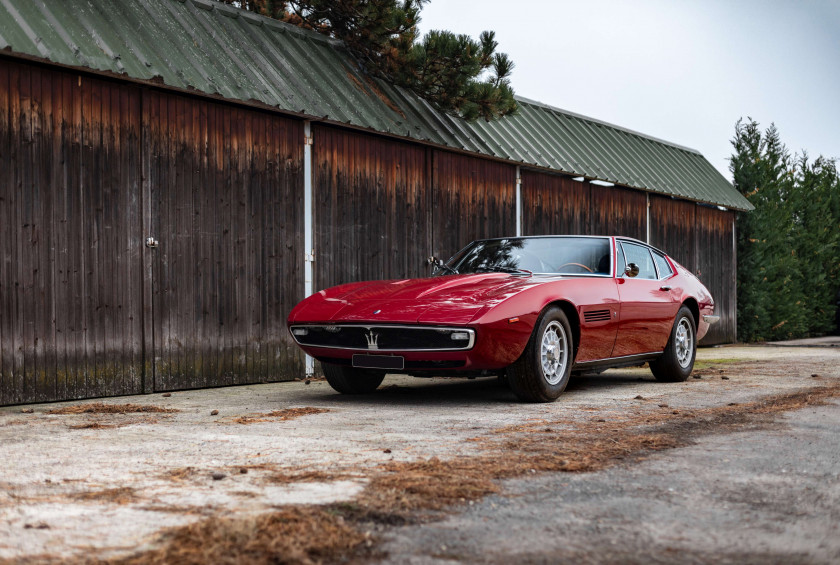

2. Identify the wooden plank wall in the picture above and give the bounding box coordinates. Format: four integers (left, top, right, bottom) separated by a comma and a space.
694, 206, 737, 344
146, 90, 305, 391
431, 150, 517, 260
649, 194, 697, 271
0, 58, 739, 405
520, 171, 590, 235
589, 184, 647, 240
313, 125, 430, 288
0, 59, 143, 405
521, 170, 647, 241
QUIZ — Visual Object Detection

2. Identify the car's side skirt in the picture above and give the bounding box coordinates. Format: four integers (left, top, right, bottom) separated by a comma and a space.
572, 351, 662, 371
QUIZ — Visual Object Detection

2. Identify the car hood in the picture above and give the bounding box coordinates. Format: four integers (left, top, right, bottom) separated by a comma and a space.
295, 273, 552, 325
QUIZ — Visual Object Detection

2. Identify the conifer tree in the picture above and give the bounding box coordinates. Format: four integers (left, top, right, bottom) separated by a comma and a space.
220, 0, 516, 121
731, 119, 840, 341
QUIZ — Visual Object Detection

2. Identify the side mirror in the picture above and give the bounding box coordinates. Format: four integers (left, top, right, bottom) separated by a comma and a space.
624, 263, 640, 278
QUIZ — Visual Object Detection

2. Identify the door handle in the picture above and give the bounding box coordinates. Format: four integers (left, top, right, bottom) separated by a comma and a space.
659, 285, 671, 291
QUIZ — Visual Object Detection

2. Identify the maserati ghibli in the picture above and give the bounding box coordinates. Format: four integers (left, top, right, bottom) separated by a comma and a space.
288, 236, 719, 402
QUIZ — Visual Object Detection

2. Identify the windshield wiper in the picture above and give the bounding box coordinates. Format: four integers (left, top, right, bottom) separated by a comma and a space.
494, 266, 533, 275
474, 266, 532, 276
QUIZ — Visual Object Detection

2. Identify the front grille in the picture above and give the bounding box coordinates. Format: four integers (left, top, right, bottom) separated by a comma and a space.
584, 309, 611, 323
290, 325, 475, 351
320, 357, 467, 370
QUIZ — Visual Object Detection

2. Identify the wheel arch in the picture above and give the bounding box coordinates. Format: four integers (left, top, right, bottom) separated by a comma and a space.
545, 299, 580, 357
682, 297, 700, 326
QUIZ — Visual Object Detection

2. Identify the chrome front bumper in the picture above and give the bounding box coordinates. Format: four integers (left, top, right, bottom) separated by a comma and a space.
703, 315, 720, 324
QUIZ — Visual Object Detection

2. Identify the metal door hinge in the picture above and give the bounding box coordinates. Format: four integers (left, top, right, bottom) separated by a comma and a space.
305, 251, 315, 262
145, 237, 159, 249
304, 134, 313, 146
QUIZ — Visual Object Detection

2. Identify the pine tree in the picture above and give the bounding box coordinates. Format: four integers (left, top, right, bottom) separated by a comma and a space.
219, 0, 516, 121
792, 155, 840, 335
731, 119, 840, 341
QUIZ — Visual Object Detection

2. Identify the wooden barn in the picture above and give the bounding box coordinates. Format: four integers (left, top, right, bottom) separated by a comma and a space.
0, 0, 752, 405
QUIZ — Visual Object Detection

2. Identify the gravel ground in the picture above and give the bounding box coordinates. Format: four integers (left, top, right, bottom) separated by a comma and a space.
0, 343, 838, 562
379, 399, 840, 565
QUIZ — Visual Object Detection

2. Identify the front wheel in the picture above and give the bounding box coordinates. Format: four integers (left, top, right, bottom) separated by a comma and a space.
322, 363, 385, 394
507, 307, 574, 402
650, 306, 696, 382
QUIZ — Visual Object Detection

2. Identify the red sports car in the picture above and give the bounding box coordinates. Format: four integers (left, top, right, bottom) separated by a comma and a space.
288, 236, 719, 402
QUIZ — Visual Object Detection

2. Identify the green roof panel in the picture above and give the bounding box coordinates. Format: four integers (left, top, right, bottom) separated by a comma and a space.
0, 0, 752, 211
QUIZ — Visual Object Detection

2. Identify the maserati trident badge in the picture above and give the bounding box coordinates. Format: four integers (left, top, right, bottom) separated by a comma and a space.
365, 331, 379, 350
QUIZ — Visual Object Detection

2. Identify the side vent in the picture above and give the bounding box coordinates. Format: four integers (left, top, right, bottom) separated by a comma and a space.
584, 309, 611, 323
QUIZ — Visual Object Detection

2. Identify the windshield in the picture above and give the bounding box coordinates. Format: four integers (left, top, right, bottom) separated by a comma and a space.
444, 237, 612, 276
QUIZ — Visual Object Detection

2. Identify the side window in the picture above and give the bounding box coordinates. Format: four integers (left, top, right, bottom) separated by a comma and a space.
615, 243, 626, 276
620, 242, 657, 280
652, 251, 673, 279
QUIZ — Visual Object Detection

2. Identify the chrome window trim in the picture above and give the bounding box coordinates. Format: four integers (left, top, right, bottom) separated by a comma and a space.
651, 249, 674, 280
618, 241, 658, 280
289, 324, 476, 351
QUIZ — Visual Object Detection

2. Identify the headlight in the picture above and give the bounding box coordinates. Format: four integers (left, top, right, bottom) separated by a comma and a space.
292, 328, 308, 336
450, 331, 471, 341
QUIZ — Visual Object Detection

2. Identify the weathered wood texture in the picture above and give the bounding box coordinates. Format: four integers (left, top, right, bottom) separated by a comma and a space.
693, 206, 737, 344
649, 194, 697, 271
313, 125, 430, 288
521, 171, 591, 235
521, 170, 646, 240
431, 150, 517, 260
146, 89, 305, 391
589, 184, 647, 240
0, 60, 143, 405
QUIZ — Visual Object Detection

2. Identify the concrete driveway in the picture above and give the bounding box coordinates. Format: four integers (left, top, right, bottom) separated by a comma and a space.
1, 343, 838, 563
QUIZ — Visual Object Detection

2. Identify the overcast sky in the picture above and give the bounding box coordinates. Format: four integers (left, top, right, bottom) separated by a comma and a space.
418, 0, 840, 180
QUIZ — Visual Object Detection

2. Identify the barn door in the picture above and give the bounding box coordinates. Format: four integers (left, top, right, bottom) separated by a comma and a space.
0, 61, 145, 405
144, 91, 305, 392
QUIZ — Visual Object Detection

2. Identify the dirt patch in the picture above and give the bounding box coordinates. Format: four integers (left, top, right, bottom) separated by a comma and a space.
265, 470, 356, 485
67, 422, 117, 430
47, 403, 178, 415
220, 407, 329, 425
71, 488, 139, 505
113, 507, 369, 565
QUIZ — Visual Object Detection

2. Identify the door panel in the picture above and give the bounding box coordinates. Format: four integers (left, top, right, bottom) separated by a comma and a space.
147, 91, 304, 391
612, 242, 678, 357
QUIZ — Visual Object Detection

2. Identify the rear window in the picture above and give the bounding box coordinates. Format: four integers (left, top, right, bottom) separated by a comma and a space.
653, 252, 673, 279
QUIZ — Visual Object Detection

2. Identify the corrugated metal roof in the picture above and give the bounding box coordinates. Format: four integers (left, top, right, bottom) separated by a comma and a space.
0, 0, 753, 211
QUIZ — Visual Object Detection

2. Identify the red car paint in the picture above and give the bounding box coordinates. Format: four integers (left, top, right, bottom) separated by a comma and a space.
287, 236, 716, 373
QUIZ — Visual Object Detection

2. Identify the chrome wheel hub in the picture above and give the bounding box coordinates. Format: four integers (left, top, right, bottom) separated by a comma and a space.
675, 317, 694, 368
540, 321, 568, 385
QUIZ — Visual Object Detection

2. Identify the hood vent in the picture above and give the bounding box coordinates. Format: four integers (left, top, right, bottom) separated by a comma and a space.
584, 309, 611, 323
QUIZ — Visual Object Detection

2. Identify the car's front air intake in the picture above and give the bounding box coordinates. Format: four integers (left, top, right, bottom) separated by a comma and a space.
290, 325, 476, 351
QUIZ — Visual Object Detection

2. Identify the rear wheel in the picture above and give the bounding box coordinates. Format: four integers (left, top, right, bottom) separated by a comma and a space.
650, 306, 696, 382
322, 363, 385, 394
507, 306, 574, 402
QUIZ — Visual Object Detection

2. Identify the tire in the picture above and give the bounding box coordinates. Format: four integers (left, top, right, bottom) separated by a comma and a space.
507, 306, 574, 402
322, 363, 385, 394
650, 306, 696, 382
